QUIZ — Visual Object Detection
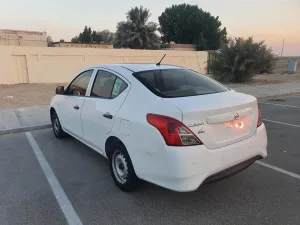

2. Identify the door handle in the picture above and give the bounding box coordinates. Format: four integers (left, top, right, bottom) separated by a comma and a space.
73, 105, 80, 110
103, 113, 113, 119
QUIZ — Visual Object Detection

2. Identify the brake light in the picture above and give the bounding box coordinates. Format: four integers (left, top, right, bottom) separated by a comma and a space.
257, 107, 262, 127
146, 114, 202, 146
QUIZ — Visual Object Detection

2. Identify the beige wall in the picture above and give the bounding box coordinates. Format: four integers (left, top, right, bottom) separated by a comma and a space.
0, 29, 47, 47
0, 46, 208, 85
54, 42, 113, 49
161, 44, 197, 51
170, 44, 197, 51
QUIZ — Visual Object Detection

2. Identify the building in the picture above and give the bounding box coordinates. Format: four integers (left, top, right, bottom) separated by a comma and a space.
53, 40, 113, 49
0, 29, 48, 47
160, 44, 197, 51
275, 56, 300, 74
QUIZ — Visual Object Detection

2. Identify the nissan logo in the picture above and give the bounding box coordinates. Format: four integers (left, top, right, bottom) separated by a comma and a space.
234, 113, 239, 120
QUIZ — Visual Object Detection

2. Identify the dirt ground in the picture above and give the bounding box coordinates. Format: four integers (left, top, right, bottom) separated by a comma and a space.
0, 83, 66, 109
0, 73, 300, 109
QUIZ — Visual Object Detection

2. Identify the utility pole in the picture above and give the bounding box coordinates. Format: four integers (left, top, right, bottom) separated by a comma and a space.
280, 38, 285, 74
280, 38, 285, 58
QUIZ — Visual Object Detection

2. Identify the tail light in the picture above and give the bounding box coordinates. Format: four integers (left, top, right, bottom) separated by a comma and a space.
257, 107, 262, 127
146, 114, 202, 146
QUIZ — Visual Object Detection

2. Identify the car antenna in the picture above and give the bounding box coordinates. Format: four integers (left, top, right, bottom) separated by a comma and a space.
156, 54, 166, 66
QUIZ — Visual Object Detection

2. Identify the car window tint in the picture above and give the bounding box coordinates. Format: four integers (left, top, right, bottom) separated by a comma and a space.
138, 71, 156, 88
133, 70, 162, 94
133, 69, 229, 98
111, 77, 128, 99
67, 70, 93, 96
91, 70, 117, 98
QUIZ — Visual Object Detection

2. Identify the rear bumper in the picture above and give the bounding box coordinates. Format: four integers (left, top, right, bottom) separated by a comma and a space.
203, 155, 262, 184
143, 123, 267, 192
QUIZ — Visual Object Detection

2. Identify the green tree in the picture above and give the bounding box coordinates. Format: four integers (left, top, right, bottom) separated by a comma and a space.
79, 26, 92, 43
209, 37, 277, 83
97, 30, 114, 44
91, 31, 101, 43
158, 4, 227, 50
71, 36, 79, 43
114, 6, 160, 49
71, 26, 93, 43
72, 27, 115, 44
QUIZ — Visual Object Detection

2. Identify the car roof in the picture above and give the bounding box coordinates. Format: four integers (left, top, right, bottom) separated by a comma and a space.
87, 63, 182, 73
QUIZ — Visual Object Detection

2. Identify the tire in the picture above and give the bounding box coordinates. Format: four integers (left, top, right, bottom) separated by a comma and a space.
109, 142, 139, 192
51, 110, 67, 139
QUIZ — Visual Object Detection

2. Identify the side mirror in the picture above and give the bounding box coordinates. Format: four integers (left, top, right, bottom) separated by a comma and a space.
56, 86, 64, 95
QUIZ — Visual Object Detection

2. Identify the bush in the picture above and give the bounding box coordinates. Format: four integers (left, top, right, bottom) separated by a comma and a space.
209, 37, 277, 83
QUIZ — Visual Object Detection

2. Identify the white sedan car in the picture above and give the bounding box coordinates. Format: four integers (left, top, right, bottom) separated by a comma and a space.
50, 64, 267, 192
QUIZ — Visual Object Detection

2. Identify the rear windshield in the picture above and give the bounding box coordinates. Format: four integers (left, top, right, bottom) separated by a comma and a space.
133, 69, 229, 98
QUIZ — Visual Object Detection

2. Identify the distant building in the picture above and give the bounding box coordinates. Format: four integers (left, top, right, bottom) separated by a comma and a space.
0, 29, 48, 47
53, 40, 113, 49
275, 56, 300, 74
160, 44, 197, 51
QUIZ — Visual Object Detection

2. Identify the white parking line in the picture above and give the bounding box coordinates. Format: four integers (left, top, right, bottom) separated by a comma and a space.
25, 132, 83, 225
256, 161, 300, 180
263, 119, 300, 128
259, 102, 300, 109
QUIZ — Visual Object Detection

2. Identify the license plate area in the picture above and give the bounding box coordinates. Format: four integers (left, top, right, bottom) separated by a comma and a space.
210, 116, 252, 144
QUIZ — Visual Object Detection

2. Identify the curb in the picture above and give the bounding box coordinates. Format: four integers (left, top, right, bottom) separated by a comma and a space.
256, 92, 300, 100
0, 124, 52, 135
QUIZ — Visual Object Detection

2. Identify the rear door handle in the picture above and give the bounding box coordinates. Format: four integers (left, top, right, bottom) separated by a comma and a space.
73, 105, 80, 110
103, 113, 113, 119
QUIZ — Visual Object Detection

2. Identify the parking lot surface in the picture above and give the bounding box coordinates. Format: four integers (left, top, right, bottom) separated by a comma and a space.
1, 95, 300, 225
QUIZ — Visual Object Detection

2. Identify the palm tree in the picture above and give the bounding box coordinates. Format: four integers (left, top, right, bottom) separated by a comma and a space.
114, 6, 160, 49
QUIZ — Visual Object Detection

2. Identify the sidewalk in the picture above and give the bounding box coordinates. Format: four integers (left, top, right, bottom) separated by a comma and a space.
1, 82, 300, 135
233, 82, 300, 98
0, 105, 50, 135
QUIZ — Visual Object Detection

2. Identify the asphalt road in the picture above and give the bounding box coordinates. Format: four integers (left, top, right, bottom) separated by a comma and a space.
1, 95, 300, 225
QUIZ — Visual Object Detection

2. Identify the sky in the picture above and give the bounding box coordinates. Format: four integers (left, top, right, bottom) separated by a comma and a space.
0, 0, 299, 56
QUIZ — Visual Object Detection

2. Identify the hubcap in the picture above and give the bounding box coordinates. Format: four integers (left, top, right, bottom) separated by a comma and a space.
53, 117, 59, 134
112, 151, 128, 184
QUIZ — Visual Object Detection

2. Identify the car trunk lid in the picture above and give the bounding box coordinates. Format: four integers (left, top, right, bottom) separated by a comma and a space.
162, 90, 258, 149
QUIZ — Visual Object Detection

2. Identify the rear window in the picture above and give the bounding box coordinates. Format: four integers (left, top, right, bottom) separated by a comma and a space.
133, 69, 229, 98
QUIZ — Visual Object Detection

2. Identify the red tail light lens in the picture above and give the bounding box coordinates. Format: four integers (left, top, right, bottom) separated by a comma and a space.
146, 114, 202, 146
257, 107, 262, 127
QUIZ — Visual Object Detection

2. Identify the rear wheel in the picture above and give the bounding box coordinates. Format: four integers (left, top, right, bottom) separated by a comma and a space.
109, 142, 139, 192
51, 111, 66, 139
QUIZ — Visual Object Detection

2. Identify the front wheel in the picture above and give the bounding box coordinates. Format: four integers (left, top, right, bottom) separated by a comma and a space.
109, 142, 139, 192
51, 111, 67, 139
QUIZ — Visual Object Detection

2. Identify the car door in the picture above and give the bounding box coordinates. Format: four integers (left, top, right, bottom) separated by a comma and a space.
81, 69, 130, 153
57, 69, 94, 139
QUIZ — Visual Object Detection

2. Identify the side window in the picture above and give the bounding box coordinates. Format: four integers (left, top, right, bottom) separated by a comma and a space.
111, 77, 128, 99
66, 70, 93, 96
91, 70, 128, 99
91, 70, 116, 98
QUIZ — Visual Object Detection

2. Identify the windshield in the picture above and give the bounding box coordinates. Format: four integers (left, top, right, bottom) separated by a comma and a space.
133, 68, 229, 98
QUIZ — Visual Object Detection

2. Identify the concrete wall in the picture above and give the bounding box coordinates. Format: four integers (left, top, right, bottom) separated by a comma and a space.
0, 46, 208, 85
0, 29, 47, 47
53, 42, 113, 49
160, 44, 197, 51
170, 44, 197, 51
